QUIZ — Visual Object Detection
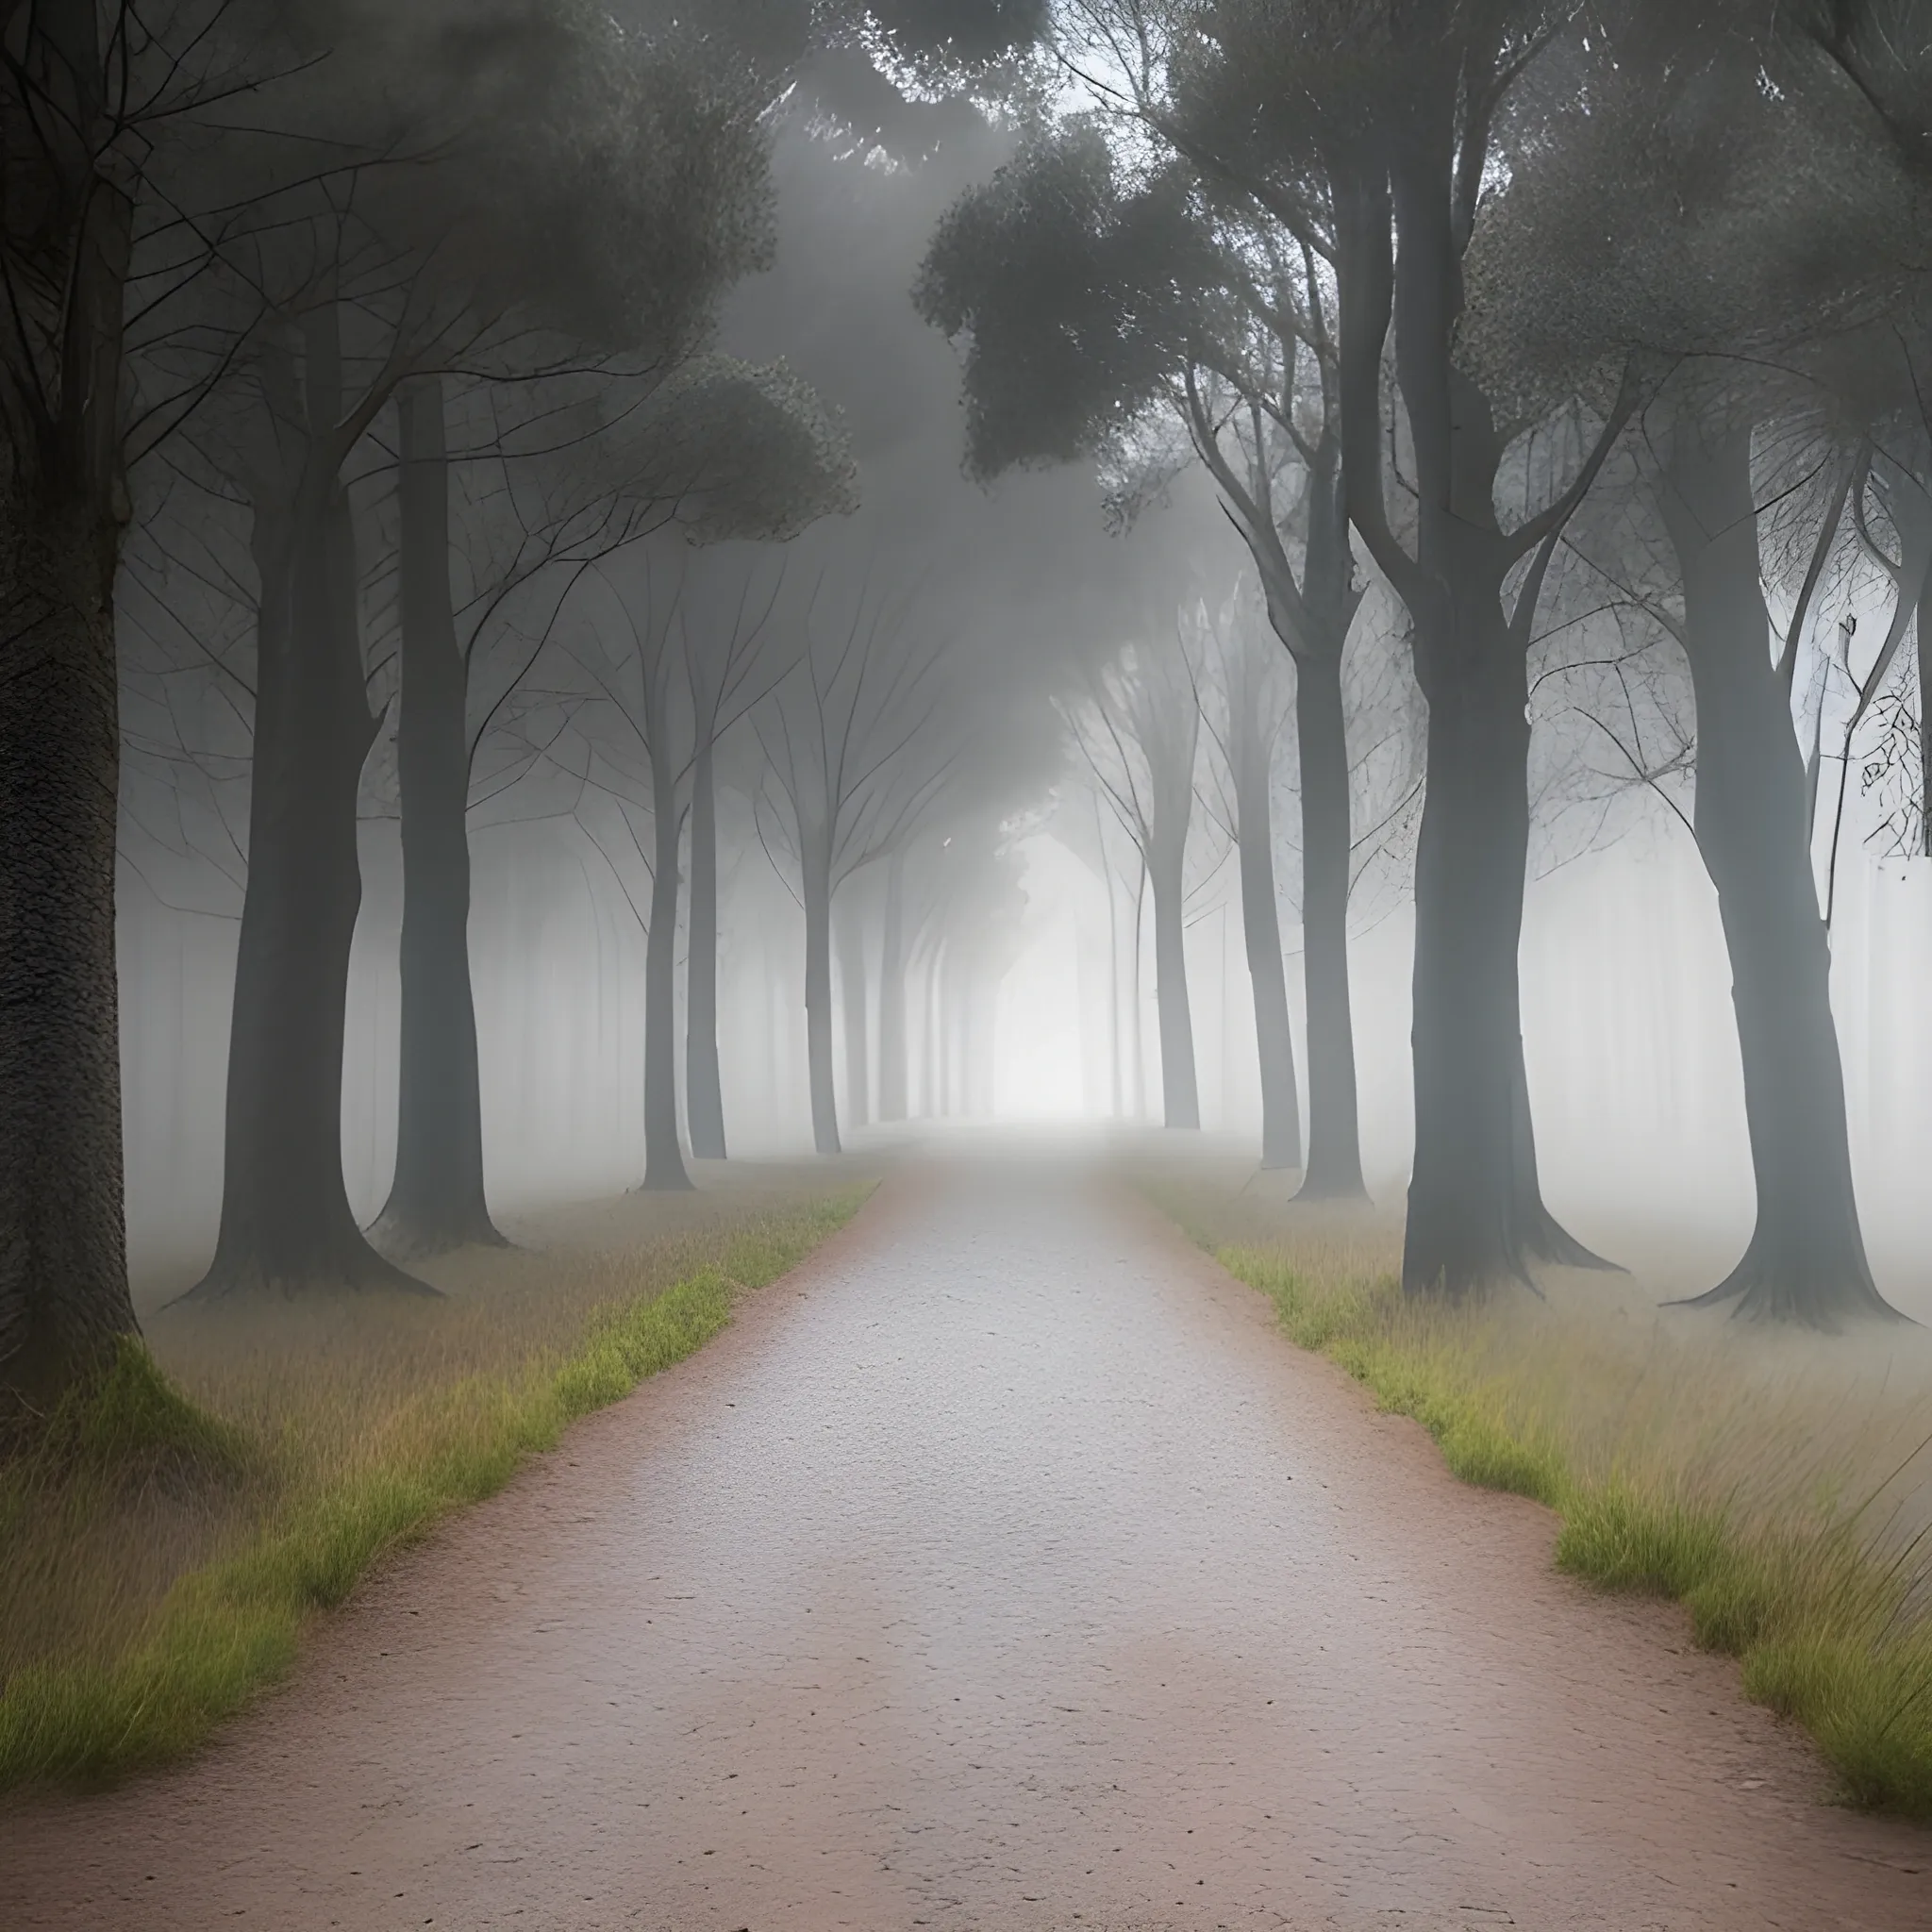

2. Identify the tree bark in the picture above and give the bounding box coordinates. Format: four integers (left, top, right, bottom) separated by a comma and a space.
836, 892, 870, 1131
1231, 724, 1301, 1169
373, 377, 506, 1257
803, 839, 841, 1154
0, 495, 138, 1410
1659, 426, 1897, 1324
876, 850, 908, 1122
1146, 837, 1200, 1130
192, 311, 431, 1300
684, 738, 727, 1159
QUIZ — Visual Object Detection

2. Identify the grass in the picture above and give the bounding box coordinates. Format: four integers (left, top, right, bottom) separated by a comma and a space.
1139, 1158, 1932, 1824
0, 1173, 871, 1794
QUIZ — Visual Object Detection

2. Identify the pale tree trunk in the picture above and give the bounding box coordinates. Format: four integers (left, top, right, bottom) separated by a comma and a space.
193, 309, 430, 1300
0, 4, 141, 1415
876, 850, 908, 1122
1292, 649, 1367, 1196
1231, 718, 1301, 1169
836, 893, 870, 1131
1146, 835, 1200, 1130
373, 376, 506, 1257
803, 839, 840, 1154
1659, 426, 1896, 1324
641, 674, 691, 1190
684, 738, 726, 1158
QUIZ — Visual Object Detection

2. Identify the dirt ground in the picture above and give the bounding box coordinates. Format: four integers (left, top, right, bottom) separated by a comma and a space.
2, 1157, 1925, 1930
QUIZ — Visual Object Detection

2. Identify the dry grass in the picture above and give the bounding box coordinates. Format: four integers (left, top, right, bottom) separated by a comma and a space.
1133, 1150, 1932, 1822
0, 1162, 874, 1790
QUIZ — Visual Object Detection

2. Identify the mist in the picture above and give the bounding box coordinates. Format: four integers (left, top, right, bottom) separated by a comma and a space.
7, 2, 1932, 1924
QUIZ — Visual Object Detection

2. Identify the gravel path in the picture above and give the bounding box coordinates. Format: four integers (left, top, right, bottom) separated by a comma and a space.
3, 1158, 1925, 1931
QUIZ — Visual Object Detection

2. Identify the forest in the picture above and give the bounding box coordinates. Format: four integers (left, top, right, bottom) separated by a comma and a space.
5, 2, 1932, 1926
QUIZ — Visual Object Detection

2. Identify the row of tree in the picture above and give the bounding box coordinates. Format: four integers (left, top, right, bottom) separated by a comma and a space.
0, 0, 1048, 1422
917, 0, 1932, 1324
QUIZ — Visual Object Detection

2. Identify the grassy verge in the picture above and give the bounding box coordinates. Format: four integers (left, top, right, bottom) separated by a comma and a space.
0, 1182, 868, 1793
1140, 1165, 1932, 1823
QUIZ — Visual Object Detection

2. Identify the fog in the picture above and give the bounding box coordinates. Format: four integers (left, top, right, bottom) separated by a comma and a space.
102, 61, 1932, 1324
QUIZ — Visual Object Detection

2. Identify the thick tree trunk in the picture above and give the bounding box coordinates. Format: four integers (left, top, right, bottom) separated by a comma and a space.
0, 495, 139, 1413
836, 894, 870, 1131
803, 843, 841, 1154
197, 501, 428, 1298
1146, 841, 1200, 1130
641, 751, 692, 1191
1660, 427, 1897, 1324
373, 377, 505, 1257
1291, 650, 1366, 1195
0, 41, 141, 1414
684, 739, 727, 1159
1374, 149, 1608, 1295
876, 851, 908, 1122
1231, 743, 1301, 1169
193, 313, 430, 1300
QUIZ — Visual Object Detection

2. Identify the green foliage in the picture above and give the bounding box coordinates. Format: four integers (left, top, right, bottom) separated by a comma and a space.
1185, 1206, 1932, 1822
0, 1191, 864, 1793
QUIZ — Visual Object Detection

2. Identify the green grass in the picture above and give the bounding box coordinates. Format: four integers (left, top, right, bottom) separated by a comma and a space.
0, 1187, 866, 1793
1149, 1174, 1932, 1823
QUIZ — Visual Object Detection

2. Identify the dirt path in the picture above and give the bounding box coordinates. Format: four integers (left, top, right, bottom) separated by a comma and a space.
3, 1158, 1925, 1931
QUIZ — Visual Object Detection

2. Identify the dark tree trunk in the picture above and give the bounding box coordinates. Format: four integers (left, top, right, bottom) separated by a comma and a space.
803, 842, 841, 1154
192, 313, 430, 1301
1231, 736, 1301, 1169
684, 739, 727, 1159
1291, 649, 1367, 1196
836, 893, 870, 1130
1659, 426, 1898, 1324
1146, 839, 1200, 1130
876, 850, 908, 1122
372, 377, 506, 1257
641, 750, 693, 1190
0, 495, 138, 1411
0, 12, 141, 1416
1357, 146, 1609, 1296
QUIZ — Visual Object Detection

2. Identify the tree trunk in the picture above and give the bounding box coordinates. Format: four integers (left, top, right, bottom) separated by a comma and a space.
0, 494, 139, 1412
1146, 840, 1200, 1130
193, 312, 430, 1300
836, 893, 870, 1131
1232, 737, 1302, 1169
684, 738, 727, 1159
1378, 148, 1608, 1294
803, 842, 841, 1154
1292, 650, 1368, 1196
373, 377, 505, 1257
641, 745, 693, 1191
1659, 426, 1897, 1324
876, 851, 908, 1123
0, 26, 141, 1414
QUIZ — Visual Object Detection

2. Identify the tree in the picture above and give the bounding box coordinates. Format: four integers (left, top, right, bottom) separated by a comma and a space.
0, 0, 292, 1408
757, 569, 953, 1154
1465, 14, 1918, 1319
1061, 623, 1221, 1129
915, 122, 1370, 1189
1191, 589, 1302, 1167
